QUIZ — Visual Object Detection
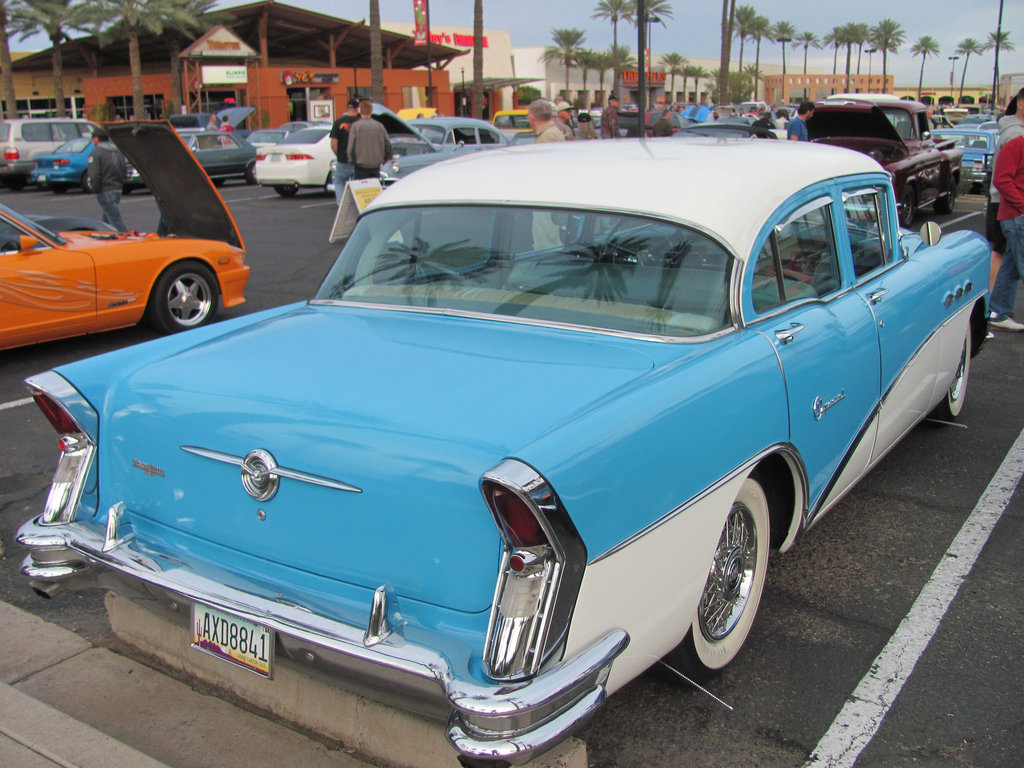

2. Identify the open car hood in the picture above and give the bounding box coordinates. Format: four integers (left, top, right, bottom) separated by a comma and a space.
105, 120, 244, 249
216, 106, 256, 129
808, 102, 906, 146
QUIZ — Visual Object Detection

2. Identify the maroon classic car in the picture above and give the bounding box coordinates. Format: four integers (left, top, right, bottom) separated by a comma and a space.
809, 96, 962, 228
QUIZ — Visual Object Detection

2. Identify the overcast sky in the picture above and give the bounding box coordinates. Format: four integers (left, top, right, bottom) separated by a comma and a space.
11, 1, 1023, 92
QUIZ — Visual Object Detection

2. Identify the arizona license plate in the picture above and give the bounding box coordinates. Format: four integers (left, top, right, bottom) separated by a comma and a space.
191, 602, 274, 677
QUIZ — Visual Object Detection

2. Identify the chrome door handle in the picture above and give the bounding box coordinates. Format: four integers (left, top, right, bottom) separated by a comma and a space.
868, 288, 889, 305
774, 322, 805, 345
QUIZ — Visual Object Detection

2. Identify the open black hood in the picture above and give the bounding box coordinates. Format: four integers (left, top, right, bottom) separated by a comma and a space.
104, 120, 244, 249
808, 103, 906, 146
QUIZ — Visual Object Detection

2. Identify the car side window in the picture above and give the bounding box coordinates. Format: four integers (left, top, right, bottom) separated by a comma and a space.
22, 122, 53, 141
196, 135, 221, 150
843, 187, 890, 279
479, 128, 500, 145
752, 198, 838, 313
55, 123, 82, 141
0, 219, 26, 251
452, 127, 476, 144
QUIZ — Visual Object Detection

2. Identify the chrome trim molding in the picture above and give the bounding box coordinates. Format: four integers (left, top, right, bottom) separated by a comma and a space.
16, 512, 626, 765
180, 445, 363, 494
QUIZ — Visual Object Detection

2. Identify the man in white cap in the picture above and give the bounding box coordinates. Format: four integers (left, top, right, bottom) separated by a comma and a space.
554, 101, 576, 140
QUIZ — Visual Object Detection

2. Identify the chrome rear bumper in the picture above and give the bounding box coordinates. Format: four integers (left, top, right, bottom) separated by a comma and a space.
17, 515, 627, 765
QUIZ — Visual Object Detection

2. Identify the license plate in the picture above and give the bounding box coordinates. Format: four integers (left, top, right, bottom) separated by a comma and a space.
191, 602, 273, 677
38, 174, 46, 181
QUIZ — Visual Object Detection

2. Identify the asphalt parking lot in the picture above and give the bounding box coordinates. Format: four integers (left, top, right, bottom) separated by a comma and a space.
1, 181, 1022, 768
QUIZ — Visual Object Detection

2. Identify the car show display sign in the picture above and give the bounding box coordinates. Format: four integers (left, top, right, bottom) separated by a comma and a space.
330, 179, 384, 242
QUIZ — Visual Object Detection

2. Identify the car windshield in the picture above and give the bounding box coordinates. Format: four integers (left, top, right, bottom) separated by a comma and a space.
933, 132, 989, 149
1, 203, 65, 245
248, 130, 285, 143
55, 137, 91, 153
283, 128, 329, 144
315, 205, 733, 338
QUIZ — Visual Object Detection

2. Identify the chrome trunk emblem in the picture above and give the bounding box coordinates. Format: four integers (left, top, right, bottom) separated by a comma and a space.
180, 445, 363, 497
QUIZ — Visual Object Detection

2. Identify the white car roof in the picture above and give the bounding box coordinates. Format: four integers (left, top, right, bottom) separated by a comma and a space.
369, 138, 883, 262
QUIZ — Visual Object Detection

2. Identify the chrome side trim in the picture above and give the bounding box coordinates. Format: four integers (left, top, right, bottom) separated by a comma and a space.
180, 445, 363, 494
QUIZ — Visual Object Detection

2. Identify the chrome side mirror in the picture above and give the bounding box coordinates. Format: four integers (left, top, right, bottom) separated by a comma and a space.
920, 221, 942, 247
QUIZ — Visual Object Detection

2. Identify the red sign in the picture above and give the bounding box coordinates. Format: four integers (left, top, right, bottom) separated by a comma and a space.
413, 0, 428, 46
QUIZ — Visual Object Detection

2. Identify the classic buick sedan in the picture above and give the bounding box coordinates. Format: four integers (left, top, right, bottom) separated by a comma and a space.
18, 140, 989, 766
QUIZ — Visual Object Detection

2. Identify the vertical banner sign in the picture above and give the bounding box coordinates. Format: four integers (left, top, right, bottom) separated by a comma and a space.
413, 0, 428, 45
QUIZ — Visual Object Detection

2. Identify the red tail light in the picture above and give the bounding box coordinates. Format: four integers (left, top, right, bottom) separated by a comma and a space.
483, 482, 546, 547
55, 158, 70, 166
256, 153, 267, 161
285, 153, 314, 161
33, 390, 81, 435
4, 147, 19, 160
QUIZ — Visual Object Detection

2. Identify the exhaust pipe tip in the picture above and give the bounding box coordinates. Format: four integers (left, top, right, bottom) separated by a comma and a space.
29, 580, 63, 599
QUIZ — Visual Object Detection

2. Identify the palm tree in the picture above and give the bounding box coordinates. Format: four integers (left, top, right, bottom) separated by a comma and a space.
954, 37, 985, 104
869, 18, 905, 95
717, 0, 735, 107
847, 22, 870, 74
609, 43, 636, 100
162, 0, 221, 117
640, 0, 672, 88
0, 1, 18, 118
660, 52, 686, 103
823, 26, 842, 76
733, 5, 758, 75
369, 0, 384, 102
771, 20, 797, 101
795, 31, 818, 75
575, 49, 599, 106
748, 14, 769, 100
681, 64, 707, 104
839, 23, 856, 92
592, 0, 635, 101
911, 35, 940, 101
473, 0, 483, 118
542, 28, 587, 103
10, 0, 96, 117
591, 49, 615, 105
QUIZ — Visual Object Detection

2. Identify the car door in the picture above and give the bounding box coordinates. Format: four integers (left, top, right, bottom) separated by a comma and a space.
749, 194, 881, 512
0, 217, 97, 349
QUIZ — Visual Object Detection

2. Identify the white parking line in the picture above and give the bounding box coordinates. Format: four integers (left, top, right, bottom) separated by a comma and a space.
805, 426, 1024, 768
943, 210, 983, 227
300, 200, 337, 209
0, 397, 33, 411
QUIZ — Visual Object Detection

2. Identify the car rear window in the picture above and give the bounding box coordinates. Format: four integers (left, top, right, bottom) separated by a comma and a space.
283, 128, 329, 144
0, 124, 8, 140
316, 205, 734, 338
56, 137, 92, 153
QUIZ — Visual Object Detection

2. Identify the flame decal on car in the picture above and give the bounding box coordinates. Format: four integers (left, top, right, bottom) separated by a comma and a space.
0, 268, 138, 311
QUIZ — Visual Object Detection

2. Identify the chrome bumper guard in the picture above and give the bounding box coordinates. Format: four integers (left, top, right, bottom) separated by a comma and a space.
17, 515, 628, 765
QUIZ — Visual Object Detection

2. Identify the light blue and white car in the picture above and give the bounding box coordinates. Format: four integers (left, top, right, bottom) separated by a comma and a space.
18, 139, 990, 766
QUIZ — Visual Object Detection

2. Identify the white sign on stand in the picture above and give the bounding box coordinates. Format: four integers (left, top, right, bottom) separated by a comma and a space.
329, 179, 384, 243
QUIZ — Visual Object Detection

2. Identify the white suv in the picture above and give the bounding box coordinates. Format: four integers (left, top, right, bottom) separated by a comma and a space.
0, 118, 97, 189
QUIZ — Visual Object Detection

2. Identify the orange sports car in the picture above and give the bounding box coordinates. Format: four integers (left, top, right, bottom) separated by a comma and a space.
1, 120, 249, 351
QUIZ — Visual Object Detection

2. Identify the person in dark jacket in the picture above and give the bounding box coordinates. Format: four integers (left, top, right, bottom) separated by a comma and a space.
87, 127, 128, 231
652, 109, 673, 137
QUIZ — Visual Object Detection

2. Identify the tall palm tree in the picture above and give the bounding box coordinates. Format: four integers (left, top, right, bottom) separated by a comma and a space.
0, 1, 18, 118
986, 30, 1014, 108
472, 0, 483, 118
823, 26, 842, 76
733, 5, 758, 76
591, 49, 616, 105
542, 28, 586, 103
162, 0, 220, 117
681, 63, 707, 104
839, 23, 856, 92
10, 0, 96, 117
795, 31, 819, 75
717, 0, 736, 107
575, 49, 599, 106
869, 18, 905, 95
748, 14, 769, 100
363, 0, 383, 102
954, 37, 985, 103
592, 0, 635, 101
771, 21, 796, 76
660, 52, 686, 103
911, 35, 940, 101
847, 22, 870, 74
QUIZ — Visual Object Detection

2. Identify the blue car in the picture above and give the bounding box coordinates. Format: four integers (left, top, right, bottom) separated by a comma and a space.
931, 128, 998, 193
28, 136, 95, 193
18, 139, 990, 766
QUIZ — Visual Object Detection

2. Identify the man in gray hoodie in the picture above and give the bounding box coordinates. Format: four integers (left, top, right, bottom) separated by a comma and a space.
988, 88, 1024, 331
87, 127, 128, 232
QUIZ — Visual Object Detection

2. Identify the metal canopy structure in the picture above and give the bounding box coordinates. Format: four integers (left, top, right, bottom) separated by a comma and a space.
12, 0, 464, 75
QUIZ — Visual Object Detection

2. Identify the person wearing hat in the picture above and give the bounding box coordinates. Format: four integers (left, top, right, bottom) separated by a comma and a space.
577, 111, 598, 140
87, 127, 128, 231
601, 95, 621, 139
554, 101, 575, 141
330, 97, 362, 204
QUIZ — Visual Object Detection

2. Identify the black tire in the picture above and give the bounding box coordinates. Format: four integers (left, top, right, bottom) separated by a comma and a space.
663, 476, 770, 684
898, 185, 916, 228
80, 171, 92, 194
245, 161, 257, 185
145, 262, 220, 334
931, 327, 971, 420
274, 184, 299, 197
933, 176, 957, 215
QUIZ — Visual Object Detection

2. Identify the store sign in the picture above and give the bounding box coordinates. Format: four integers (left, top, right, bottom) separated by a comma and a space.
202, 66, 248, 85
281, 71, 340, 85
424, 30, 488, 47
621, 69, 666, 84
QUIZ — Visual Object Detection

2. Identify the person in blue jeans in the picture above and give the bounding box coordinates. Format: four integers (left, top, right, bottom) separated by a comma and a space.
988, 88, 1024, 331
330, 98, 361, 205
787, 102, 815, 141
87, 127, 127, 231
